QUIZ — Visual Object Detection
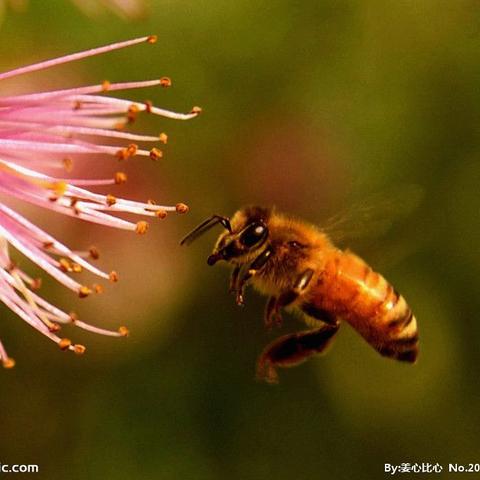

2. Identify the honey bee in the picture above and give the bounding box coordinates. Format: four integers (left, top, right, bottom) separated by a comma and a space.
181, 206, 418, 384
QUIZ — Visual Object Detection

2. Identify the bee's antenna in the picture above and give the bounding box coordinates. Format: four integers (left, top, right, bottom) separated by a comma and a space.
180, 215, 232, 246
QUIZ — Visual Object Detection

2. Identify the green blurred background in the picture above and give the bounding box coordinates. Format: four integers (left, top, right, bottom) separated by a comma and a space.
0, 1, 479, 478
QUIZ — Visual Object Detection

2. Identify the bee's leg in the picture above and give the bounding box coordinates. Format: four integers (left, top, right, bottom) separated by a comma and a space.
264, 268, 315, 327
234, 266, 252, 306
235, 247, 274, 306
264, 296, 282, 330
256, 322, 340, 384
229, 265, 241, 294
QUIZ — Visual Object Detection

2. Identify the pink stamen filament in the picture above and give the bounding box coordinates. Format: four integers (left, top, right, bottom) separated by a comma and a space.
0, 36, 155, 81
0, 79, 165, 104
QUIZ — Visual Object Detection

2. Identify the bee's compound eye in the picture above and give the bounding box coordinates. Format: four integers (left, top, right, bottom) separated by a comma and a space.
240, 223, 267, 248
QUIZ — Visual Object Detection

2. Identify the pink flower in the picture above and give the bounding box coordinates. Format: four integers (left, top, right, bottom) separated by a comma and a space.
0, 35, 199, 368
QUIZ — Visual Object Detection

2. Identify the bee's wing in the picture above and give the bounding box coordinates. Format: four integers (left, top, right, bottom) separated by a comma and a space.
321, 184, 424, 246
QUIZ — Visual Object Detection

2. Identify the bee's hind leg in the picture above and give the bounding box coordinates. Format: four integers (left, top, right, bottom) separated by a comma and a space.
256, 322, 339, 384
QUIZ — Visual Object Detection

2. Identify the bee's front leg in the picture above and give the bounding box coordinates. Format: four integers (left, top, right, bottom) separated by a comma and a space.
234, 265, 252, 306
234, 247, 274, 307
229, 265, 240, 294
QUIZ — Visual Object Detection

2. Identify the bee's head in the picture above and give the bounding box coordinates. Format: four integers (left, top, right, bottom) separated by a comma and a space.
180, 206, 272, 265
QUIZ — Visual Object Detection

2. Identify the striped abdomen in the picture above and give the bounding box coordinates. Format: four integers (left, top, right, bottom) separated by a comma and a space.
310, 249, 418, 362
